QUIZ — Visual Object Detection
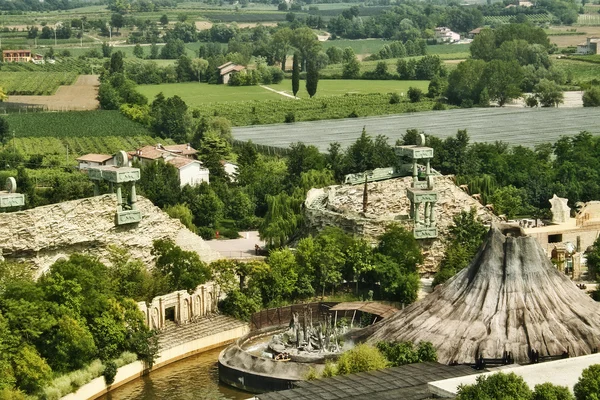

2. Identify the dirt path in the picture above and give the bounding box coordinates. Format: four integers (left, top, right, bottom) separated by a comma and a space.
7, 75, 100, 111
260, 85, 298, 99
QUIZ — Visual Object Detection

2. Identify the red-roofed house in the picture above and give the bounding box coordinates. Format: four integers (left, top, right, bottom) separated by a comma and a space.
130, 143, 209, 187
76, 154, 115, 170
218, 62, 246, 84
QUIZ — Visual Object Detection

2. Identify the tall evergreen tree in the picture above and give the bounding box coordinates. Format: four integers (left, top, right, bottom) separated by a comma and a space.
292, 53, 300, 97
306, 59, 318, 98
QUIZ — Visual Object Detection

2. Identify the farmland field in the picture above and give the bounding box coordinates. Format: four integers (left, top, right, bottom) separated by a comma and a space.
4, 111, 152, 137
193, 93, 441, 126
322, 39, 389, 55
484, 13, 553, 25
578, 13, 600, 25
137, 82, 285, 104
0, 72, 77, 95
553, 58, 600, 84
7, 135, 173, 167
268, 80, 430, 98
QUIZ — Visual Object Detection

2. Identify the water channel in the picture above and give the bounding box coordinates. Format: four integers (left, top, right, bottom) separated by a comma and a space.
100, 346, 253, 400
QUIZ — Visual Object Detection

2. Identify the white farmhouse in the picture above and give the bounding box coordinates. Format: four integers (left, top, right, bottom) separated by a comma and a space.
130, 144, 209, 187
167, 157, 210, 187
218, 61, 245, 84
434, 27, 460, 43
76, 154, 115, 170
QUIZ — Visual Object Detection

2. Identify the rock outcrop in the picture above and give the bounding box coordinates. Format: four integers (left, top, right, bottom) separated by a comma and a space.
305, 175, 498, 273
0, 194, 220, 276
366, 224, 600, 364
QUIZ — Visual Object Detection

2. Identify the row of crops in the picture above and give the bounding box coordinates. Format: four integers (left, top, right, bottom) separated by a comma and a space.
194, 93, 440, 126
12, 135, 175, 159
483, 13, 554, 24
4, 111, 152, 137
0, 72, 77, 95
0, 58, 93, 74
578, 14, 600, 25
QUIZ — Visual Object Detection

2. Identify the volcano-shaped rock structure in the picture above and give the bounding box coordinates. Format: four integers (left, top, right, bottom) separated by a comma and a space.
368, 224, 600, 364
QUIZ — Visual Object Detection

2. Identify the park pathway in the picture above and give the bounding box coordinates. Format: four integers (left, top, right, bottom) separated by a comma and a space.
260, 85, 298, 99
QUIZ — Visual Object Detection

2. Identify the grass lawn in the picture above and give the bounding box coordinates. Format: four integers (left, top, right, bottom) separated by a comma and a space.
268, 79, 430, 98
137, 82, 286, 104
322, 39, 390, 55
136, 80, 431, 106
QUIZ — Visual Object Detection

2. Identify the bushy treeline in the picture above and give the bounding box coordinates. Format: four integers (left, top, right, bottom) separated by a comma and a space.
217, 225, 422, 320
456, 371, 578, 400
443, 24, 564, 108
0, 238, 216, 397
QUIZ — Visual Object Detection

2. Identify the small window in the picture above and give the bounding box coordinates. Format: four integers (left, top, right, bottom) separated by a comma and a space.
548, 234, 563, 243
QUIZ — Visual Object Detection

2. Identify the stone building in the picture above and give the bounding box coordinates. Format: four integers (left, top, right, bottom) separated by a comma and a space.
138, 283, 219, 330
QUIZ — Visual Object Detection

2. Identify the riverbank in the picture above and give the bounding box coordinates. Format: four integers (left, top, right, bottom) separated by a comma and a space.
61, 315, 250, 400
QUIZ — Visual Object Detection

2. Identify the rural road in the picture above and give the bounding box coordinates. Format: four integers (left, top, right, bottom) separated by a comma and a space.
232, 107, 600, 151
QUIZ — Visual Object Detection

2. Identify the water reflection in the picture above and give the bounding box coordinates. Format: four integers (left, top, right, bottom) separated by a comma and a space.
101, 347, 253, 400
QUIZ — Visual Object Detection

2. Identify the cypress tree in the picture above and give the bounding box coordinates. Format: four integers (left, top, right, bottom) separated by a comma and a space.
306, 59, 318, 98
292, 53, 300, 97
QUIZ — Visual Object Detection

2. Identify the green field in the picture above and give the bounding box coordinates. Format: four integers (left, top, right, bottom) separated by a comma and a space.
554, 58, 600, 84
269, 79, 430, 98
4, 111, 152, 138
137, 79, 431, 106
137, 82, 285, 104
0, 72, 77, 95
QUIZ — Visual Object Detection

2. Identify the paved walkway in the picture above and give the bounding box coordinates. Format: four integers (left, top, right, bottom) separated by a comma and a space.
261, 85, 298, 100
205, 230, 265, 259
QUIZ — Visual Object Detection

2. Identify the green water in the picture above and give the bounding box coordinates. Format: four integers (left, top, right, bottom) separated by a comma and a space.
100, 346, 253, 400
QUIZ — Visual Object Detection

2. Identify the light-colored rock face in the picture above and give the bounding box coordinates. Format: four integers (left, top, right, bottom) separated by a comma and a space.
305, 176, 498, 274
367, 225, 600, 364
0, 194, 221, 276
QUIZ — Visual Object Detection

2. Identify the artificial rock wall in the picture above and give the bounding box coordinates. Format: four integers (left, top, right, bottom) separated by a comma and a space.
0, 194, 221, 276
305, 175, 498, 274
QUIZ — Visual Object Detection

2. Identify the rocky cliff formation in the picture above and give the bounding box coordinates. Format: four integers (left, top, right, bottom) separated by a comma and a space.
366, 224, 600, 364
305, 175, 498, 273
0, 194, 221, 276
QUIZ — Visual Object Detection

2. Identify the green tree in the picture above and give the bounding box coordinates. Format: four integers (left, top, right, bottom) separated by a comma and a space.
583, 87, 600, 107
109, 51, 124, 74
534, 79, 564, 107
407, 87, 423, 103
342, 53, 361, 79
150, 93, 189, 142
253, 249, 298, 306
191, 58, 209, 82
164, 203, 196, 232
376, 341, 437, 366
481, 60, 523, 106
133, 44, 144, 59
291, 27, 321, 71
0, 117, 9, 144
589, 236, 600, 288
433, 208, 487, 287
490, 185, 529, 219
574, 364, 600, 400
533, 383, 574, 400
456, 372, 532, 400
446, 59, 486, 106
259, 192, 304, 248
292, 53, 300, 97
306, 59, 319, 98
150, 42, 159, 59
160, 14, 169, 26
336, 344, 388, 375
152, 239, 212, 293
138, 159, 181, 208
12, 345, 52, 394
101, 41, 112, 58
181, 183, 224, 228
110, 13, 124, 33
376, 225, 422, 273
